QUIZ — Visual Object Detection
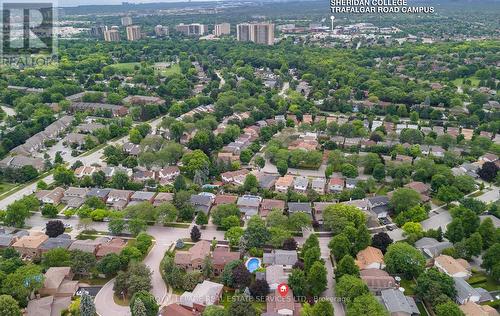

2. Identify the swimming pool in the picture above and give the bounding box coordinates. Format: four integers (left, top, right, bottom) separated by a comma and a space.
245, 257, 261, 273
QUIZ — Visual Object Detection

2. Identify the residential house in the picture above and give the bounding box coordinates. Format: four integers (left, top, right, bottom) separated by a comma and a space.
158, 166, 180, 184
459, 301, 499, 316
123, 95, 165, 105
179, 280, 224, 313
39, 187, 65, 205
367, 196, 390, 219
123, 142, 141, 156
12, 232, 49, 258
0, 155, 44, 171
434, 255, 471, 279
106, 189, 133, 210
404, 181, 431, 202
454, 277, 480, 304
313, 202, 334, 223
64, 133, 91, 148
328, 177, 344, 192
275, 175, 294, 193
174, 240, 211, 271
237, 195, 262, 219
212, 246, 240, 275
430, 145, 445, 158
255, 172, 278, 190
39, 237, 74, 254
311, 178, 326, 194
287, 202, 312, 217
264, 265, 288, 290
61, 187, 88, 208
190, 193, 215, 215
414, 237, 452, 258
77, 122, 105, 134
129, 191, 156, 205
0, 232, 19, 249
153, 192, 174, 206
213, 194, 238, 206
260, 199, 286, 218
447, 127, 460, 138
133, 170, 156, 183
95, 238, 127, 259
355, 246, 385, 270
360, 269, 396, 294
68, 238, 108, 255
70, 102, 128, 117
479, 153, 498, 164
293, 176, 309, 193
26, 296, 72, 316
74, 166, 99, 178
262, 288, 301, 316
160, 304, 193, 316
39, 267, 78, 297
101, 166, 133, 179
221, 169, 249, 186
461, 128, 474, 141
345, 178, 358, 190
86, 188, 111, 202
380, 289, 420, 316
263, 250, 298, 267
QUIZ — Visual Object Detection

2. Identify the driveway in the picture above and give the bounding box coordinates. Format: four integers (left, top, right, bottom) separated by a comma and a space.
94, 279, 131, 316
477, 186, 499, 203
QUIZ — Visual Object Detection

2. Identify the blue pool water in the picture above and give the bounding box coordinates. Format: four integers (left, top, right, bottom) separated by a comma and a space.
246, 257, 261, 273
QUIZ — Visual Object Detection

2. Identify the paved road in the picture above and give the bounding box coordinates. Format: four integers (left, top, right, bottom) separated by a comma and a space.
1, 105, 16, 116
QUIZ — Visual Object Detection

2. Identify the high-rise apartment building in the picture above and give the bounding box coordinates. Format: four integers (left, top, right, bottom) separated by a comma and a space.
126, 25, 141, 41
155, 25, 169, 37
89, 25, 108, 38
103, 29, 120, 42
214, 23, 231, 36
237, 23, 274, 45
121, 16, 133, 26
175, 23, 207, 36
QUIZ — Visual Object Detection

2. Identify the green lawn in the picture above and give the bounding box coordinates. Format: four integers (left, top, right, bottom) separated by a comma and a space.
400, 279, 416, 295
159, 63, 181, 77
416, 302, 429, 316
468, 271, 500, 291
104, 62, 140, 73
0, 181, 16, 195
452, 77, 480, 87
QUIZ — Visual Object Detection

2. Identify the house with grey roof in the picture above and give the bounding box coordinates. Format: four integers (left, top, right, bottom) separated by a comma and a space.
256, 173, 278, 190
86, 188, 111, 201
0, 155, 45, 171
293, 176, 309, 193
415, 237, 452, 258
179, 280, 223, 310
265, 265, 288, 290
367, 196, 390, 218
77, 122, 105, 134
0, 233, 19, 249
287, 202, 312, 216
62, 187, 88, 208
237, 195, 262, 219
263, 250, 298, 267
454, 277, 480, 305
39, 237, 74, 254
380, 289, 420, 316
190, 194, 214, 215
311, 178, 326, 194
129, 191, 156, 205
345, 178, 359, 189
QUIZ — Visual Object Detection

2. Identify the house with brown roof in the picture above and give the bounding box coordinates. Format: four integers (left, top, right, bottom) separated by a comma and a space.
39, 267, 78, 297
355, 246, 385, 270
313, 202, 335, 223
160, 304, 194, 316
174, 240, 211, 271
26, 295, 72, 316
262, 288, 301, 316
95, 238, 127, 259
62, 187, 88, 208
404, 181, 431, 202
460, 301, 499, 316
158, 166, 180, 184
260, 199, 286, 218
212, 246, 240, 275
12, 233, 49, 258
214, 194, 238, 206
328, 177, 344, 192
40, 187, 65, 205
434, 255, 471, 279
360, 268, 396, 294
68, 238, 108, 255
153, 192, 174, 206
106, 189, 133, 210
179, 280, 224, 313
74, 166, 99, 178
275, 175, 294, 193
221, 169, 249, 186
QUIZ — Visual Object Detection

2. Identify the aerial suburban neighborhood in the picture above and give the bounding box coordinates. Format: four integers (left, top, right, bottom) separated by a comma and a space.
0, 0, 498, 316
